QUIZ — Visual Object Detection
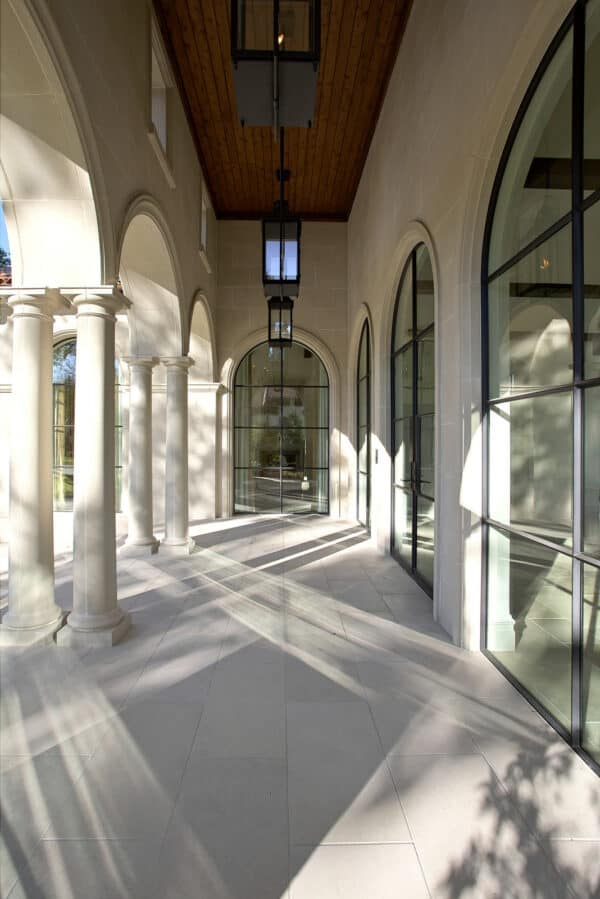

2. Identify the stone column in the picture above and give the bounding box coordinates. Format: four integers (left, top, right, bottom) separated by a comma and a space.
58, 289, 131, 647
1, 290, 71, 645
121, 356, 159, 554
162, 356, 194, 552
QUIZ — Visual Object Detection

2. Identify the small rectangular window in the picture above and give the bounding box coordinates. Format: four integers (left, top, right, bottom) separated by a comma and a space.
148, 18, 175, 188
151, 49, 167, 153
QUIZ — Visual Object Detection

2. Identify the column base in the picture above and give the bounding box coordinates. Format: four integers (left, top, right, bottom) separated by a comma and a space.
118, 537, 160, 557
159, 536, 196, 555
56, 611, 132, 649
0, 611, 67, 647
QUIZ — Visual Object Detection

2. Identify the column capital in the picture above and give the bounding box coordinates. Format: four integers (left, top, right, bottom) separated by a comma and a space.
161, 356, 194, 371
72, 287, 131, 318
123, 355, 159, 371
7, 288, 72, 318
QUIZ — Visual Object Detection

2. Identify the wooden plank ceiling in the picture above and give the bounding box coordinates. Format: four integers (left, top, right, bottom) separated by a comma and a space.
154, 1, 413, 220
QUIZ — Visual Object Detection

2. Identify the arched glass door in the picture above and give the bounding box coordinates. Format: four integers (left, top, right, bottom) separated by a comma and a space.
234, 340, 329, 513
357, 319, 371, 528
391, 244, 435, 593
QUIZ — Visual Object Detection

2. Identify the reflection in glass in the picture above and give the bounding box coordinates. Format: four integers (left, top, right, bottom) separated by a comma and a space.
416, 497, 434, 589
394, 347, 412, 419
418, 415, 434, 497
487, 527, 572, 731
356, 319, 370, 528
585, 0, 600, 187
489, 29, 573, 273
416, 244, 434, 332
234, 341, 329, 514
417, 330, 434, 414
394, 419, 411, 486
584, 201, 600, 381
488, 225, 573, 399
489, 392, 573, 543
582, 563, 600, 764
394, 259, 412, 349
584, 387, 600, 558
394, 487, 412, 569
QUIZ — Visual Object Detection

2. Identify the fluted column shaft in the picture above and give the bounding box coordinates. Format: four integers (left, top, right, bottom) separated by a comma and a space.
1, 290, 70, 645
122, 356, 158, 553
162, 356, 193, 550
58, 290, 131, 647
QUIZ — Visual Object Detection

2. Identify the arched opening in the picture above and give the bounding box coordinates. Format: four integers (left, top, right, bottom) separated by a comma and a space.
391, 242, 435, 594
52, 336, 125, 513
119, 211, 182, 357
482, 0, 600, 767
189, 294, 215, 382
356, 318, 371, 529
233, 340, 329, 514
0, 0, 103, 287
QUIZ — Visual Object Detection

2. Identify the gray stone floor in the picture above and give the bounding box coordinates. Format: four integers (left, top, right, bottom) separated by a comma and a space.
1, 516, 599, 898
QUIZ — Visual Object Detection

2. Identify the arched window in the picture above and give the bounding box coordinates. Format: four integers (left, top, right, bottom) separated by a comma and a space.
483, 0, 600, 768
52, 338, 124, 513
356, 319, 371, 528
391, 243, 435, 593
234, 340, 329, 514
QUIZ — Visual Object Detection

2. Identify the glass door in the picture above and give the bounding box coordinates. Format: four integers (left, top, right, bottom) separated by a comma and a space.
392, 244, 435, 593
357, 319, 371, 528
234, 341, 329, 514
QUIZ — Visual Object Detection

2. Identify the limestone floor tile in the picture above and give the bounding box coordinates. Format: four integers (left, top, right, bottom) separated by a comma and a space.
475, 737, 600, 840
286, 701, 407, 844
157, 757, 289, 899
44, 701, 203, 839
125, 631, 220, 706
7, 839, 163, 899
284, 655, 363, 703
0, 753, 87, 898
190, 662, 286, 759
548, 839, 600, 899
388, 753, 570, 899
289, 844, 429, 899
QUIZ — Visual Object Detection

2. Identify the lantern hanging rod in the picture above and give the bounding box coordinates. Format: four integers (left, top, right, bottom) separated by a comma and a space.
279, 126, 284, 298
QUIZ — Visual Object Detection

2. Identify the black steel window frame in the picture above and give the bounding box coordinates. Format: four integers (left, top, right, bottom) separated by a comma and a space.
356, 318, 371, 530
391, 244, 435, 597
233, 340, 330, 514
481, 0, 600, 775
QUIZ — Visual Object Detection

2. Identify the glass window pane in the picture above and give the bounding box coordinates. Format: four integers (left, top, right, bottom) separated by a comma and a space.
234, 468, 282, 514
488, 225, 573, 399
235, 386, 280, 428
281, 428, 327, 469
585, 0, 600, 191
584, 386, 600, 558
237, 0, 274, 52
53, 472, 73, 512
489, 28, 573, 272
235, 428, 281, 468
394, 419, 411, 486
393, 487, 412, 567
584, 200, 600, 381
236, 344, 281, 386
582, 562, 600, 764
358, 323, 368, 379
282, 469, 327, 514
281, 386, 327, 428
418, 415, 434, 498
358, 378, 368, 427
358, 473, 368, 527
358, 426, 368, 474
394, 347, 412, 420
282, 343, 327, 385
417, 330, 434, 415
416, 244, 434, 332
416, 496, 434, 589
394, 258, 413, 350
489, 392, 572, 544
487, 527, 572, 732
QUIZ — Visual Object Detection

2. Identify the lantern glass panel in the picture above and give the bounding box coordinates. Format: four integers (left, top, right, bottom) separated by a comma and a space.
278, 1, 313, 53
236, 1, 274, 53
264, 220, 300, 283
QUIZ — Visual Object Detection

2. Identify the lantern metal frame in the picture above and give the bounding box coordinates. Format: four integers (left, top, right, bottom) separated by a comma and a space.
268, 296, 294, 346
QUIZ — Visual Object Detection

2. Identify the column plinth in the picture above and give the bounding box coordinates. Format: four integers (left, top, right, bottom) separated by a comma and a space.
161, 356, 194, 554
1, 290, 71, 645
57, 290, 132, 648
120, 356, 159, 556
